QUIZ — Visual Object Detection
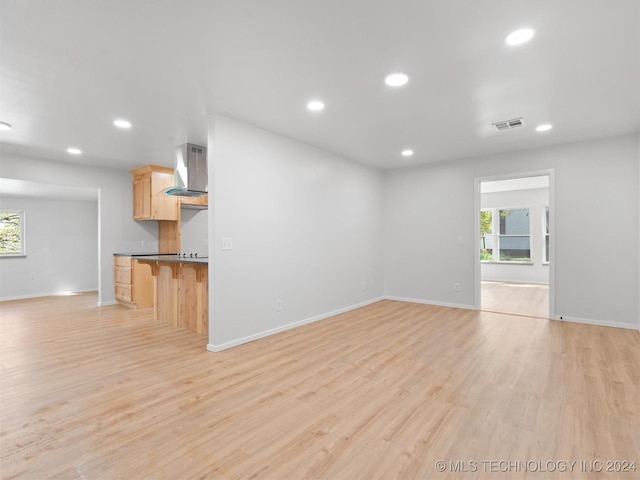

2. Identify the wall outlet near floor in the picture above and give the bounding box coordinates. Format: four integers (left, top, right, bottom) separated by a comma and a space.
141, 239, 148, 247
454, 282, 461, 292
29, 272, 36, 280
276, 299, 283, 312
222, 237, 233, 250
361, 281, 367, 291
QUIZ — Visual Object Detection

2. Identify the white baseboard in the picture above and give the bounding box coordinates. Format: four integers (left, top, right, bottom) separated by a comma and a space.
384, 295, 477, 311
97, 300, 119, 307
207, 296, 385, 352
552, 314, 638, 331
206, 295, 638, 352
0, 289, 98, 302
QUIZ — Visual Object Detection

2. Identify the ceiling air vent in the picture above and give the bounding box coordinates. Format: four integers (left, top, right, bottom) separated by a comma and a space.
492, 117, 525, 132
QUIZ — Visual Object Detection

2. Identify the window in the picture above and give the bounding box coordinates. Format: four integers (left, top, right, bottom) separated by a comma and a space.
0, 210, 26, 256
498, 208, 530, 261
543, 207, 549, 263
480, 207, 531, 263
480, 210, 493, 261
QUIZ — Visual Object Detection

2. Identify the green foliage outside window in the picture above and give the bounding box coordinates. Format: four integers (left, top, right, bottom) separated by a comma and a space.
480, 210, 493, 260
0, 211, 25, 255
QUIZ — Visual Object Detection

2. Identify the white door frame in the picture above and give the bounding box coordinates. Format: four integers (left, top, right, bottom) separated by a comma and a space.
474, 169, 556, 318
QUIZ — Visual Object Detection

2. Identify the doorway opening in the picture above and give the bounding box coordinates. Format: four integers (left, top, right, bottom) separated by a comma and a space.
475, 172, 554, 319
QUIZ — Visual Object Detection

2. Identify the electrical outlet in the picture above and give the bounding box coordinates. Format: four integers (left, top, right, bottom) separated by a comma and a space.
361, 281, 367, 291
222, 237, 233, 250
457, 236, 464, 245
202, 239, 208, 246
141, 239, 148, 247
276, 299, 283, 312
454, 282, 461, 292
29, 272, 36, 280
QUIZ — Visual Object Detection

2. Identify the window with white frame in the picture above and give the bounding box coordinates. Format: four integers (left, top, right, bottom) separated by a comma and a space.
0, 210, 26, 256
480, 207, 531, 262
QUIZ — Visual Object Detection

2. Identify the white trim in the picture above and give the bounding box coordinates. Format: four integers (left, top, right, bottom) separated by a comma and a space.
97, 300, 119, 307
384, 295, 477, 311
552, 314, 638, 331
481, 279, 548, 286
207, 296, 385, 352
482, 261, 534, 266
0, 288, 98, 302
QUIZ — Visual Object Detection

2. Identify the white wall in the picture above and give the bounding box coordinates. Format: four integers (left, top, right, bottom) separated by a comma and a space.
481, 187, 549, 284
208, 115, 384, 350
180, 208, 208, 257
0, 196, 98, 300
0, 155, 159, 305
384, 133, 639, 329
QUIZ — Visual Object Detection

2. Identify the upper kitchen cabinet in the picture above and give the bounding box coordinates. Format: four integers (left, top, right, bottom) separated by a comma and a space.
131, 165, 178, 221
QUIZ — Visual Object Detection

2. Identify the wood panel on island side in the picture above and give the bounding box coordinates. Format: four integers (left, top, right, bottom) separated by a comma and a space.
137, 258, 208, 336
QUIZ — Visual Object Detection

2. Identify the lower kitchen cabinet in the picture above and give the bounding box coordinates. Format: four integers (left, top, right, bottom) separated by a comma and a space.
114, 256, 153, 308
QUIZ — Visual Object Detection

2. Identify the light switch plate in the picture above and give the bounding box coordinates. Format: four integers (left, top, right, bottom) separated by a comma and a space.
222, 237, 233, 250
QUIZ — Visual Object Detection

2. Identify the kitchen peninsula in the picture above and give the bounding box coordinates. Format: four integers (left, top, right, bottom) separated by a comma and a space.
133, 254, 208, 336
114, 253, 209, 335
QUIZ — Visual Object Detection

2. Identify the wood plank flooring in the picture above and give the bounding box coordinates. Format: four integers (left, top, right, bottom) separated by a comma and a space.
482, 281, 549, 319
1, 293, 639, 479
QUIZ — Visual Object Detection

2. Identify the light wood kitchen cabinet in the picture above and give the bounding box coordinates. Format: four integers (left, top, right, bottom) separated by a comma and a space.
131, 165, 178, 221
180, 194, 208, 209
114, 256, 153, 308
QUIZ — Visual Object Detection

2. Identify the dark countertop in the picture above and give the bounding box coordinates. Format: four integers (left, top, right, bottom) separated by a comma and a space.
132, 254, 209, 265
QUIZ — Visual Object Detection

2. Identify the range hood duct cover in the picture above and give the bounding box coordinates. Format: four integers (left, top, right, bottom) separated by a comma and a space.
166, 143, 207, 197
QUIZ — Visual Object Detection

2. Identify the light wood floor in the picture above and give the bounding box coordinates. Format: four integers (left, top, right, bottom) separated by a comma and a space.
482, 281, 549, 319
1, 293, 639, 479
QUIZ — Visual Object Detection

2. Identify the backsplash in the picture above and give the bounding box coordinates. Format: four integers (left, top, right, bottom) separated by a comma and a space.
180, 209, 208, 256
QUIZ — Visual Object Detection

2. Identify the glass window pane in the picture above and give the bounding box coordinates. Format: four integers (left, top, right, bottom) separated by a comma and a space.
480, 210, 493, 260
545, 208, 549, 234
545, 235, 549, 262
0, 210, 25, 256
499, 208, 529, 235
499, 236, 531, 261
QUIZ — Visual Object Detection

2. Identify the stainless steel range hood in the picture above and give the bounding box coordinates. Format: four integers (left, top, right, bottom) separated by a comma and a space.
166, 143, 207, 197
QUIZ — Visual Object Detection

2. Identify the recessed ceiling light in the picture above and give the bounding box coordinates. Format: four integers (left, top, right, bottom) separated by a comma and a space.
401, 149, 414, 157
113, 119, 132, 129
307, 100, 325, 112
505, 28, 535, 46
385, 73, 409, 87
0, 121, 12, 131
67, 147, 82, 155
536, 124, 553, 132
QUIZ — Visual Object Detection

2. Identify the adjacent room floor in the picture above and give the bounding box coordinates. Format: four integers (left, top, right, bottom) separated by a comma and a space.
1, 293, 638, 479
481, 280, 549, 319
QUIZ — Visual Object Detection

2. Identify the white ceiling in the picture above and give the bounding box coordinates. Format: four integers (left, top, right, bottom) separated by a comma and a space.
0, 178, 98, 202
481, 175, 549, 194
0, 0, 638, 171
